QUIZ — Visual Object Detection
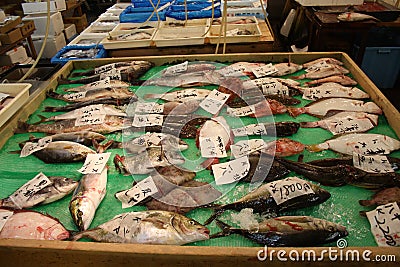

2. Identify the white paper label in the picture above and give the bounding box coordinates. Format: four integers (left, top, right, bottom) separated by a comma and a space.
199, 136, 227, 158
226, 28, 240, 36
232, 123, 267, 136
0, 93, 10, 102
132, 114, 163, 127
84, 77, 111, 89
74, 104, 106, 116
175, 89, 207, 101
218, 64, 248, 77
8, 173, 52, 209
75, 114, 106, 126
20, 136, 53, 157
0, 210, 14, 232
251, 63, 278, 78
104, 213, 143, 240
212, 156, 250, 185
199, 90, 230, 114
353, 153, 394, 173
266, 177, 314, 205
94, 63, 116, 74
226, 105, 256, 117
306, 61, 331, 72
349, 138, 394, 155
100, 69, 122, 80
63, 92, 87, 101
78, 152, 111, 174
135, 102, 164, 114
115, 176, 158, 208
366, 202, 400, 247
163, 61, 188, 76
231, 139, 267, 158
325, 117, 374, 135
132, 133, 165, 148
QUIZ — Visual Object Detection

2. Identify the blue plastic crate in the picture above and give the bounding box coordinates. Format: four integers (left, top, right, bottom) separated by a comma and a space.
165, 0, 221, 20
120, 11, 166, 22
51, 45, 107, 65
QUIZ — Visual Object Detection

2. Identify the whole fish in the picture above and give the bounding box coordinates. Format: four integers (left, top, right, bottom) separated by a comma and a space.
262, 138, 305, 157
143, 89, 211, 102
303, 58, 344, 68
69, 61, 136, 77
204, 177, 331, 224
293, 65, 349, 80
0, 176, 78, 209
19, 131, 106, 147
227, 99, 287, 117
133, 100, 200, 115
338, 12, 379, 22
300, 111, 379, 135
359, 187, 400, 207
0, 208, 70, 240
69, 168, 108, 231
270, 62, 303, 77
47, 88, 136, 103
44, 98, 133, 113
297, 82, 369, 100
123, 132, 189, 154
228, 94, 300, 107
288, 98, 382, 117
65, 80, 131, 92
307, 133, 400, 155
220, 62, 266, 77
139, 70, 222, 87
212, 216, 348, 247
110, 31, 152, 41
242, 78, 301, 96
160, 62, 217, 77
232, 121, 300, 137
305, 75, 357, 86
71, 210, 209, 245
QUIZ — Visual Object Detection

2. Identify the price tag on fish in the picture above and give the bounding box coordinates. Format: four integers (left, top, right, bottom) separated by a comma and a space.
325, 117, 374, 135
132, 114, 163, 127
75, 114, 106, 126
231, 139, 267, 158
115, 176, 158, 208
218, 64, 248, 77
226, 105, 255, 117
232, 123, 267, 136
8, 173, 52, 209
163, 61, 188, 76
353, 153, 394, 173
100, 69, 122, 80
63, 92, 87, 101
261, 82, 289, 96
135, 102, 164, 114
0, 93, 10, 102
94, 63, 116, 74
84, 77, 111, 90
199, 136, 227, 158
74, 104, 106, 116
78, 152, 111, 174
199, 90, 230, 114
251, 63, 278, 78
305, 61, 331, 72
103, 213, 144, 240
0, 210, 13, 232
366, 202, 400, 247
266, 177, 314, 205
20, 136, 53, 157
212, 156, 250, 185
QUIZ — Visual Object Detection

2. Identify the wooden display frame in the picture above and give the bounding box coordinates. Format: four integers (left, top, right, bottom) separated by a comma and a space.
0, 52, 399, 266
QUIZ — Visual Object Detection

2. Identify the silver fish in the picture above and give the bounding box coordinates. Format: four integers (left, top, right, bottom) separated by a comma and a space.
71, 210, 209, 245
293, 65, 349, 80
142, 70, 222, 87
160, 62, 217, 77
48, 88, 136, 103
297, 82, 369, 100
303, 58, 344, 68
20, 131, 106, 147
338, 12, 379, 22
65, 80, 131, 92
111, 31, 152, 41
305, 75, 358, 86
124, 132, 189, 154
143, 89, 211, 102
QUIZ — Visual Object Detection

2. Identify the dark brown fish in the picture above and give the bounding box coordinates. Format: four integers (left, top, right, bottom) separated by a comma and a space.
359, 187, 400, 207
44, 98, 133, 113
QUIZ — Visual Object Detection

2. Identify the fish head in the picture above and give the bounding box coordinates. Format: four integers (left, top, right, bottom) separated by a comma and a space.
69, 197, 95, 231
272, 138, 305, 157
171, 214, 210, 243
52, 176, 79, 194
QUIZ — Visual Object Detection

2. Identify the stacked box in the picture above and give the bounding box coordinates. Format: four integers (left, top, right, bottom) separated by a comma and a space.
32, 33, 67, 59
0, 46, 28, 66
63, 14, 88, 33
22, 12, 64, 36
21, 0, 66, 15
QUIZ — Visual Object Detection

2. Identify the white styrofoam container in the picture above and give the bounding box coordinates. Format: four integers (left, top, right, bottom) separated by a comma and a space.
210, 16, 258, 25
101, 28, 156, 49
68, 35, 104, 46
32, 33, 66, 59
0, 83, 31, 128
22, 12, 64, 36
153, 26, 206, 47
64, 24, 77, 40
0, 46, 28, 66
164, 18, 209, 27
97, 14, 120, 23
208, 23, 262, 44
295, 0, 363, 6
90, 21, 118, 31
113, 22, 160, 31
80, 25, 113, 37
22, 0, 66, 15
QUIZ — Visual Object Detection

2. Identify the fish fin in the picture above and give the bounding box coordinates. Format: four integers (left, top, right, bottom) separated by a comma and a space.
359, 211, 367, 217
129, 80, 145, 86
44, 106, 58, 112
113, 154, 129, 175
14, 121, 29, 134
143, 93, 161, 100
287, 107, 305, 117
33, 115, 49, 125
297, 154, 304, 163
306, 144, 325, 152
299, 121, 318, 128
359, 199, 373, 207
203, 208, 225, 225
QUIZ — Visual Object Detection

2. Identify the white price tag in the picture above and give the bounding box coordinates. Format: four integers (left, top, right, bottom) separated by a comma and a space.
63, 92, 87, 101
175, 89, 207, 101
94, 63, 116, 74
251, 63, 278, 78
226, 28, 240, 36
135, 102, 164, 114
366, 202, 400, 247
132, 114, 163, 127
115, 176, 158, 208
0, 210, 13, 232
232, 123, 267, 136
305, 61, 331, 72
8, 173, 52, 209
199, 136, 227, 158
0, 93, 10, 102
199, 90, 230, 114
163, 61, 188, 76
74, 104, 106, 116
100, 69, 122, 80
226, 105, 256, 117
266, 177, 315, 205
212, 156, 250, 185
131, 133, 165, 148
20, 136, 53, 157
103, 213, 143, 240
218, 64, 248, 77
78, 152, 111, 174
325, 117, 374, 135
84, 77, 111, 90
231, 139, 267, 158
75, 114, 106, 126
353, 153, 394, 173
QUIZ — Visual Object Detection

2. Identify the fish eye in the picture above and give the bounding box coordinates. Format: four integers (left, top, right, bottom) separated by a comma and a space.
189, 220, 195, 225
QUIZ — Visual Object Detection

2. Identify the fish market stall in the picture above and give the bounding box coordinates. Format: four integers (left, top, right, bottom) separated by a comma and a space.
0, 52, 399, 266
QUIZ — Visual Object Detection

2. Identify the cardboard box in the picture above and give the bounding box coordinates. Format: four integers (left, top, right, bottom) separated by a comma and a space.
63, 14, 88, 33
0, 16, 22, 34
21, 0, 66, 15
64, 23, 77, 40
22, 12, 64, 36
32, 33, 66, 59
0, 46, 28, 66
0, 28, 22, 44
17, 20, 36, 36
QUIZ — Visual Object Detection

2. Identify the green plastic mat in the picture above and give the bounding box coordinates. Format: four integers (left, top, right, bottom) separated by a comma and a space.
0, 62, 399, 248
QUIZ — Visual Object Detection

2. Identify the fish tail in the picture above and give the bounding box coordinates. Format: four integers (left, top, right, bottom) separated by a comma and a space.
358, 199, 373, 207
46, 91, 64, 101
15, 121, 30, 134
143, 93, 162, 100
113, 154, 128, 175
288, 107, 305, 117
44, 106, 59, 112
300, 121, 319, 128
306, 144, 325, 152
129, 80, 145, 86
94, 140, 114, 153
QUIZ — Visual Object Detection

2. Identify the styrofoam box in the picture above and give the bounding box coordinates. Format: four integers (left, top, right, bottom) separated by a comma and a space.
101, 28, 156, 49
22, 12, 64, 36
32, 33, 66, 59
80, 25, 113, 37
64, 24, 77, 40
153, 26, 206, 47
0, 46, 28, 66
295, 0, 363, 6
208, 23, 262, 44
0, 83, 31, 128
22, 0, 66, 15
68, 35, 104, 46
90, 21, 118, 31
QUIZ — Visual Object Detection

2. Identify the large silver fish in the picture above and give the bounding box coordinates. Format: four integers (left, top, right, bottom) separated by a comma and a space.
19, 131, 106, 147
71, 210, 210, 245
297, 82, 369, 100
65, 79, 131, 92
293, 65, 349, 80
123, 132, 189, 154
48, 88, 136, 103
338, 12, 379, 22
143, 89, 211, 102
305, 75, 357, 86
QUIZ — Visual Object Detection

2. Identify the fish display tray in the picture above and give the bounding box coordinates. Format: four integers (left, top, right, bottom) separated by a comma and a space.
208, 23, 262, 44
101, 28, 157, 49
113, 22, 161, 31
68, 35, 104, 46
0, 83, 31, 128
210, 16, 259, 25
50, 45, 107, 65
0, 53, 399, 267
153, 26, 206, 47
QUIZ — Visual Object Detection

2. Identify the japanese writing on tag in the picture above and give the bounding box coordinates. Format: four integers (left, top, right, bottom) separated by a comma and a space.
78, 153, 111, 174
135, 102, 164, 114
175, 89, 205, 101
115, 176, 158, 208
63, 92, 87, 101
133, 133, 165, 148
9, 173, 52, 209
163, 61, 188, 76
326, 117, 374, 135
251, 63, 278, 78
366, 202, 400, 247
20, 136, 53, 157
231, 139, 267, 158
266, 177, 314, 205
104, 213, 143, 240
132, 114, 163, 127
353, 153, 394, 173
0, 210, 13, 232
85, 77, 111, 89
218, 64, 248, 77
199, 90, 230, 114
305, 61, 331, 72
94, 63, 116, 74
232, 123, 267, 136
100, 69, 121, 80
212, 156, 250, 185
199, 136, 227, 158
226, 105, 255, 117
74, 104, 106, 116
0, 93, 10, 102
75, 114, 106, 126
351, 138, 392, 155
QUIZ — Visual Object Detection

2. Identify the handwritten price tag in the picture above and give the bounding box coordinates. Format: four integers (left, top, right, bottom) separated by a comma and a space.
100, 69, 122, 80
266, 177, 315, 205
212, 156, 250, 185
115, 176, 158, 208
366, 202, 400, 247
63, 92, 87, 101
84, 77, 111, 90
163, 61, 188, 76
199, 90, 230, 114
103, 213, 143, 240
251, 63, 278, 78
78, 153, 111, 174
232, 123, 267, 136
132, 114, 163, 127
75, 114, 106, 126
20, 136, 53, 157
0, 93, 10, 102
8, 173, 52, 209
74, 104, 106, 116
135, 102, 164, 114
226, 105, 255, 117
305, 61, 331, 72
199, 136, 227, 158
218, 64, 248, 77
325, 117, 374, 135
231, 139, 267, 158
0, 210, 14, 232
94, 63, 116, 74
353, 153, 394, 173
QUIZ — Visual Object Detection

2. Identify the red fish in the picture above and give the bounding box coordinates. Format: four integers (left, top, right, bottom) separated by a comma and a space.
263, 138, 305, 157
